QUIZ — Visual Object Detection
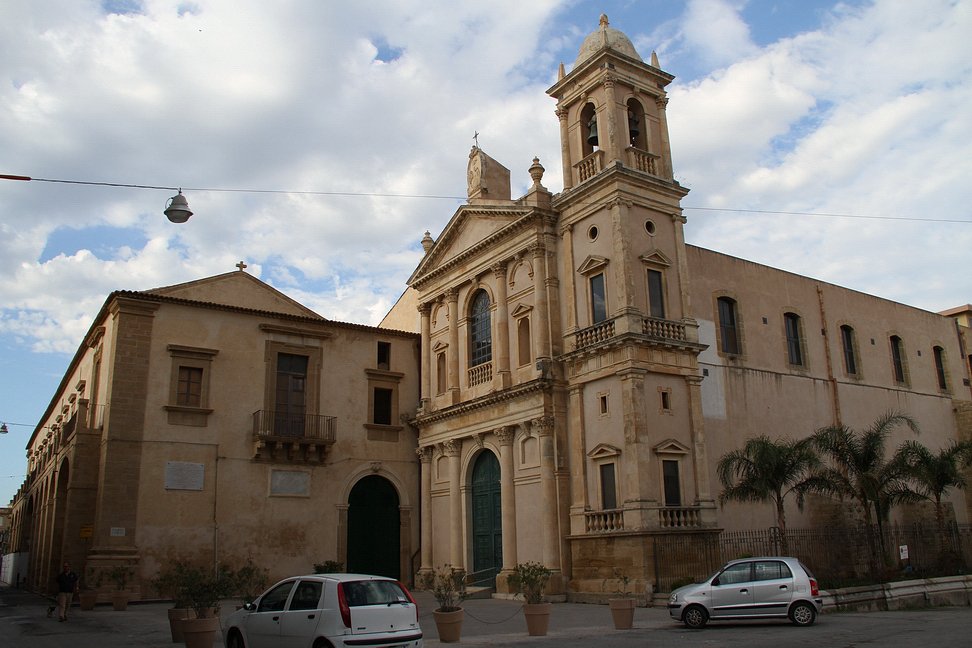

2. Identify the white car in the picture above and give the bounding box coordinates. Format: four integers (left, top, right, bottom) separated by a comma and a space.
224, 573, 423, 648
668, 557, 823, 629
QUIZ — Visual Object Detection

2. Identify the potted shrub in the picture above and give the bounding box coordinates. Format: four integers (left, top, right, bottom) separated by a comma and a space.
233, 558, 269, 609
78, 567, 102, 611
179, 564, 234, 648
507, 562, 552, 636
419, 566, 468, 643
151, 561, 196, 642
105, 564, 135, 611
312, 560, 344, 574
608, 568, 635, 629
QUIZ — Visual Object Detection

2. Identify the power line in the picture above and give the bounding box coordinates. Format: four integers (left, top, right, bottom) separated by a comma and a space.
3, 174, 969, 224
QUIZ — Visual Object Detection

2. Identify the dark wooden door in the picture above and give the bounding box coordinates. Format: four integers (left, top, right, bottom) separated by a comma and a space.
347, 476, 400, 579
471, 451, 502, 585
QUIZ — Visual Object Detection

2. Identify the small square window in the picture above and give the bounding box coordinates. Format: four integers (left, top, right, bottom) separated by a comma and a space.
377, 342, 391, 370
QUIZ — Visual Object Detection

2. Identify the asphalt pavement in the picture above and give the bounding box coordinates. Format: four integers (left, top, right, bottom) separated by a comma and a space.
2, 583, 971, 648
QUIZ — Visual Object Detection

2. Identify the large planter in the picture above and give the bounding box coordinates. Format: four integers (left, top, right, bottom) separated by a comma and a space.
609, 598, 635, 629
182, 616, 220, 648
522, 602, 551, 636
167, 608, 193, 642
432, 608, 464, 643
111, 591, 130, 611
79, 591, 99, 611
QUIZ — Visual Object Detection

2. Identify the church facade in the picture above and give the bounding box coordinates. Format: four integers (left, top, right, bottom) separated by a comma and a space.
383, 16, 972, 597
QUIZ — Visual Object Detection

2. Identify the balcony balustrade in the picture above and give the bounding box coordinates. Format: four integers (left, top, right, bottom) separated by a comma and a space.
467, 361, 493, 387
251, 410, 336, 463
574, 150, 603, 183
658, 506, 702, 529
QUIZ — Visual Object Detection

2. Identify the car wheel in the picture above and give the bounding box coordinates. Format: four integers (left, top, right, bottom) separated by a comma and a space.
226, 630, 245, 648
682, 605, 708, 629
789, 602, 816, 627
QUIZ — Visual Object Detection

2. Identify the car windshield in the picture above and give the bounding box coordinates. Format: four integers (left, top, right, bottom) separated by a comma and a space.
341, 580, 409, 607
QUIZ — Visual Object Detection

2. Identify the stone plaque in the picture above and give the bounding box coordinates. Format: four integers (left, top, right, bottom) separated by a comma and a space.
271, 470, 310, 496
165, 461, 205, 490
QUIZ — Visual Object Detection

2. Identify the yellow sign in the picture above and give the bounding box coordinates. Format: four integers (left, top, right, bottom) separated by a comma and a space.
79, 525, 93, 538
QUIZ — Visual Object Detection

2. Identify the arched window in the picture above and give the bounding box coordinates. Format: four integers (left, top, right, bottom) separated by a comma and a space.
784, 312, 804, 366
469, 290, 492, 367
581, 102, 598, 156
717, 297, 740, 355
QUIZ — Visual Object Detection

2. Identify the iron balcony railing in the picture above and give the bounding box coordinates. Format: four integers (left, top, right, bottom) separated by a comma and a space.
252, 410, 336, 442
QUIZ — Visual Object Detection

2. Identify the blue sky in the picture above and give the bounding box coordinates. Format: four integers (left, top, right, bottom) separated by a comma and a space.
1, 0, 970, 505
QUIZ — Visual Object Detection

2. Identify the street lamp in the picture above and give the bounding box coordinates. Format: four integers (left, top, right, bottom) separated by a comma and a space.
164, 190, 193, 223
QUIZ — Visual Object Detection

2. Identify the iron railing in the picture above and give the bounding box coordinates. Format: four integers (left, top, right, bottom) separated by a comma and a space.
252, 410, 336, 442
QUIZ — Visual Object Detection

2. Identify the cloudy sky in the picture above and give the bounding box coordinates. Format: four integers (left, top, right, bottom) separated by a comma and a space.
1, 0, 970, 505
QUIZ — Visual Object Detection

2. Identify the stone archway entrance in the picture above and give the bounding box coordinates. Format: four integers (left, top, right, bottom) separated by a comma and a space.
471, 451, 502, 585
346, 475, 400, 579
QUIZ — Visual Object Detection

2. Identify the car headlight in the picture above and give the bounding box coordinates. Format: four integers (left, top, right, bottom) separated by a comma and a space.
669, 592, 678, 604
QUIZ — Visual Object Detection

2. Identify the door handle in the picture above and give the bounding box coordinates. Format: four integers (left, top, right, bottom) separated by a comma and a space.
779, 585, 788, 590
272, 616, 279, 621
739, 589, 748, 594
307, 614, 315, 619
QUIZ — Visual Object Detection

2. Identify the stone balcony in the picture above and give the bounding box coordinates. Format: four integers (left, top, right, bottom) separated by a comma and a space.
567, 313, 698, 355
251, 410, 336, 463
584, 505, 706, 534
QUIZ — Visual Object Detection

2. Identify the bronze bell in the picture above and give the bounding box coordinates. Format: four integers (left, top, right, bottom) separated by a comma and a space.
587, 116, 599, 147
628, 110, 640, 141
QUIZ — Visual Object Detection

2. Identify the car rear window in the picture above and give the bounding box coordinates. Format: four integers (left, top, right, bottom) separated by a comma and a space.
341, 580, 410, 607
754, 560, 792, 580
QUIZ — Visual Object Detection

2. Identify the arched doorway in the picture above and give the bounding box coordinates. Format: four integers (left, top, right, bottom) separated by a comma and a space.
471, 451, 502, 585
346, 475, 400, 579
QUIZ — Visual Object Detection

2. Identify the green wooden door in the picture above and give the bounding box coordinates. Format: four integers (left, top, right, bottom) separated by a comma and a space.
471, 451, 502, 585
347, 476, 400, 579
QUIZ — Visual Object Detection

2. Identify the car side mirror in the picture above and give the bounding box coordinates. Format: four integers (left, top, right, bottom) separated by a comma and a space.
711, 577, 720, 587
243, 602, 257, 611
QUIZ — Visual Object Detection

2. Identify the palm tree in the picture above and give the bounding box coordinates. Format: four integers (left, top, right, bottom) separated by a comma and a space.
717, 435, 825, 555
898, 439, 972, 563
810, 411, 920, 570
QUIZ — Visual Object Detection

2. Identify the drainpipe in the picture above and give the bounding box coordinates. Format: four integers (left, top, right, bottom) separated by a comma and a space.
817, 287, 841, 427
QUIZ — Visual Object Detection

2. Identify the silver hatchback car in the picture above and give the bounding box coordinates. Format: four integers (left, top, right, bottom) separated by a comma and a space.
669, 557, 822, 628
224, 573, 423, 648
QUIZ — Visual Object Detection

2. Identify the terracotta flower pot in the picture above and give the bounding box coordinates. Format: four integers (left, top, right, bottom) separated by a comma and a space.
167, 608, 193, 642
79, 591, 99, 611
432, 608, 464, 643
609, 598, 635, 629
522, 602, 551, 636
111, 591, 129, 611
182, 616, 220, 648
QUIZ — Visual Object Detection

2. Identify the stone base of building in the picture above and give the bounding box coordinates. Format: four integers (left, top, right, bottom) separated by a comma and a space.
567, 528, 723, 596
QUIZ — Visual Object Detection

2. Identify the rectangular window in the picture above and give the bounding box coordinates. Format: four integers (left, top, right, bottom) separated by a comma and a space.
647, 269, 665, 319
377, 342, 391, 370
660, 390, 671, 411
373, 387, 393, 425
177, 366, 203, 406
275, 353, 309, 436
600, 463, 617, 510
841, 325, 857, 375
717, 297, 740, 354
590, 273, 607, 323
784, 313, 803, 366
663, 460, 681, 507
890, 336, 905, 383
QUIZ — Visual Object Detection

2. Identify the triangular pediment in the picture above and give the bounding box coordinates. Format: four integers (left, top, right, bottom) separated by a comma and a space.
432, 340, 449, 352
588, 443, 621, 459
577, 255, 609, 275
653, 438, 690, 455
146, 271, 322, 318
511, 303, 533, 318
640, 249, 672, 268
409, 203, 532, 285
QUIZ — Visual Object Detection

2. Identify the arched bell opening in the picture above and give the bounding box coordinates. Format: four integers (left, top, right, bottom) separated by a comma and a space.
626, 98, 647, 151
581, 102, 599, 156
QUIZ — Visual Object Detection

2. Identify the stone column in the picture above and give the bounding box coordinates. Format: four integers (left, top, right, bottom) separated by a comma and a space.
418, 303, 431, 409
444, 439, 464, 568
492, 261, 511, 389
619, 368, 656, 529
447, 288, 460, 401
556, 107, 572, 190
496, 426, 518, 577
566, 384, 589, 535
417, 446, 435, 573
656, 97, 674, 180
534, 416, 561, 575
603, 74, 621, 164
531, 243, 551, 361
686, 375, 717, 525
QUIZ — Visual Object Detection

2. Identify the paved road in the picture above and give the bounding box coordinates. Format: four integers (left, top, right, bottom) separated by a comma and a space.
2, 583, 970, 647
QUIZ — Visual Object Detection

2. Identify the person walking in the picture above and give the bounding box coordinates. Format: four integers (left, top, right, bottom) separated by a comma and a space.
55, 562, 79, 622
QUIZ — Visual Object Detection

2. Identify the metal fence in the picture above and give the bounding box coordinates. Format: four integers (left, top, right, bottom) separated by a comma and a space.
651, 523, 972, 592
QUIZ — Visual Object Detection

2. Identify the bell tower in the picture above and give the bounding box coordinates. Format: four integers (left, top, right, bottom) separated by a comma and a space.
548, 14, 678, 190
